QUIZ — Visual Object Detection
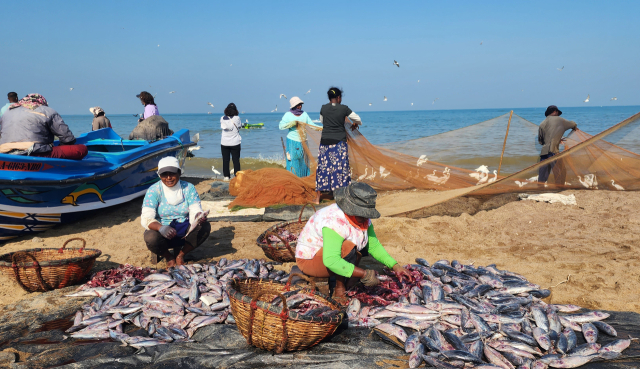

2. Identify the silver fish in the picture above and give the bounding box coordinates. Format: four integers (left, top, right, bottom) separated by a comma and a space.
346, 298, 361, 321
581, 323, 598, 343
143, 273, 173, 282
408, 344, 424, 368
375, 323, 408, 343
591, 321, 617, 336
405, 333, 420, 353
562, 311, 610, 323
546, 354, 597, 368
598, 339, 630, 354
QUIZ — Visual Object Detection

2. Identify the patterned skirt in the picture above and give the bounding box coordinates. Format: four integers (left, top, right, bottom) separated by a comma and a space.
315, 141, 351, 192
286, 138, 310, 177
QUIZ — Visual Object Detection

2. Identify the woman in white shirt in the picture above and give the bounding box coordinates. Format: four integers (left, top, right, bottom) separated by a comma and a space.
220, 103, 242, 180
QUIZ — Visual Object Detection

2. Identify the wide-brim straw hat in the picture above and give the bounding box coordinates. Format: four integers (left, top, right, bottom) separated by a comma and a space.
334, 182, 381, 219
89, 106, 104, 117
289, 96, 304, 109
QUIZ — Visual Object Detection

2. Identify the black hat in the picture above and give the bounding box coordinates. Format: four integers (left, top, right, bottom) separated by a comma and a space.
544, 105, 562, 117
334, 182, 381, 219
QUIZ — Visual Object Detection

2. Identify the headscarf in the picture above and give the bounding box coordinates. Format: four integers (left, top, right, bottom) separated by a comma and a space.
290, 107, 304, 116
10, 94, 48, 110
89, 106, 105, 117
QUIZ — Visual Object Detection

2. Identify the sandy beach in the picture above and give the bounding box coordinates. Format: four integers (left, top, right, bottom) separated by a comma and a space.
0, 179, 638, 314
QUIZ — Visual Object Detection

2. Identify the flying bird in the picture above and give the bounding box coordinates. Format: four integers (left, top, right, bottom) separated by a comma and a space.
557, 66, 564, 71
207, 102, 214, 108
584, 94, 590, 103
432, 98, 439, 104
383, 96, 387, 102
305, 89, 311, 95
271, 105, 278, 112
417, 80, 420, 83
279, 94, 287, 99
230, 64, 232, 66
480, 41, 483, 45
393, 60, 400, 68
157, 45, 160, 47
369, 103, 372, 106
169, 91, 176, 94
611, 97, 618, 101
69, 88, 74, 91
411, 103, 413, 106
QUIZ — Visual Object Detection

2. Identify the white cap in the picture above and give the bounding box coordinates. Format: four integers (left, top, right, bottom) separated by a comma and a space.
289, 96, 303, 109
157, 156, 181, 175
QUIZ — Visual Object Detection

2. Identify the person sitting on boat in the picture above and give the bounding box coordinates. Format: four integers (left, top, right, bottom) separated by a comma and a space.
141, 156, 211, 267
295, 182, 410, 303
137, 91, 159, 122
0, 93, 88, 160
279, 96, 321, 177
0, 92, 18, 118
89, 106, 112, 131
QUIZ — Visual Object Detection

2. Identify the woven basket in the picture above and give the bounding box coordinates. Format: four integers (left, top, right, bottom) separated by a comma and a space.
256, 204, 316, 262
228, 272, 344, 353
0, 238, 101, 292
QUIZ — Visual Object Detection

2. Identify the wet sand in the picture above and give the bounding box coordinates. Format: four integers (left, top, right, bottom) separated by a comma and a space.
0, 180, 638, 314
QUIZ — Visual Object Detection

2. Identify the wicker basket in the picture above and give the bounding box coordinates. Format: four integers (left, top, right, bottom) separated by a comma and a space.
0, 238, 101, 292
228, 273, 344, 353
256, 204, 316, 262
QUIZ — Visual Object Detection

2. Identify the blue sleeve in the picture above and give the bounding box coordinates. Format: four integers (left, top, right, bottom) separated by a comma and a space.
142, 183, 161, 209
305, 113, 320, 127
279, 113, 295, 130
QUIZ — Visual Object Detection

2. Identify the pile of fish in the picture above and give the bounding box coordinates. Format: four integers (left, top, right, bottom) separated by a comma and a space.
86, 264, 154, 288
65, 258, 290, 348
346, 259, 633, 368
347, 267, 424, 306
262, 228, 298, 244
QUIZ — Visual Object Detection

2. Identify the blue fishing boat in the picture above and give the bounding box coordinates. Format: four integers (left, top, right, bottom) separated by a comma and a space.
0, 128, 195, 241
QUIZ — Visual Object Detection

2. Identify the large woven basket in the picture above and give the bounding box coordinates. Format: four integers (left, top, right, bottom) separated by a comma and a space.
256, 204, 316, 262
0, 238, 101, 292
228, 273, 344, 353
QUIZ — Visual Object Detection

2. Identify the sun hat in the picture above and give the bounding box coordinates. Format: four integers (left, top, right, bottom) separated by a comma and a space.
289, 96, 304, 109
334, 182, 381, 219
157, 156, 181, 175
544, 105, 562, 117
89, 106, 104, 117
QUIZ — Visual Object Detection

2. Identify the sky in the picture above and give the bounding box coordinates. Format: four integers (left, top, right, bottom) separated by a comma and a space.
1, 0, 639, 115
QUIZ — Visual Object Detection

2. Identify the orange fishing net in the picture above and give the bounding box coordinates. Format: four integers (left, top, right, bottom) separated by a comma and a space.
228, 168, 316, 209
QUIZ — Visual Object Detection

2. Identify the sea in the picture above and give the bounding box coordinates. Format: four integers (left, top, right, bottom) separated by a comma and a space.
61, 106, 640, 177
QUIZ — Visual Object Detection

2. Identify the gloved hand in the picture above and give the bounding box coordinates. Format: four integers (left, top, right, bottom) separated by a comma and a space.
392, 264, 412, 282
159, 225, 177, 239
360, 269, 380, 287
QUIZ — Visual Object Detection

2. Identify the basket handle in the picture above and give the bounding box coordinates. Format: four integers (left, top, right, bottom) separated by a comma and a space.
264, 230, 295, 257
60, 237, 87, 253
298, 203, 317, 224
248, 291, 289, 354
284, 272, 317, 293
11, 251, 51, 292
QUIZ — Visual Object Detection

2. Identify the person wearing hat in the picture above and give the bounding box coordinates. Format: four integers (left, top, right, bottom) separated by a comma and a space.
538, 105, 578, 184
295, 182, 410, 302
137, 91, 159, 122
141, 156, 211, 266
220, 103, 242, 181
89, 106, 112, 131
278, 96, 321, 177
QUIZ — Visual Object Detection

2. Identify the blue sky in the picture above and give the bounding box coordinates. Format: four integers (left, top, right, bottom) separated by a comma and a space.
1, 1, 638, 114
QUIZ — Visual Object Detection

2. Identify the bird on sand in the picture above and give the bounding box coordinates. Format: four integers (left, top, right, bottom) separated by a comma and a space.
432, 98, 439, 104
584, 94, 590, 103
383, 96, 387, 102
557, 66, 564, 71
611, 180, 624, 190
207, 102, 214, 108
393, 60, 400, 68
211, 166, 221, 175
279, 94, 287, 99
305, 89, 311, 95
611, 97, 618, 101
169, 91, 176, 94
69, 88, 74, 91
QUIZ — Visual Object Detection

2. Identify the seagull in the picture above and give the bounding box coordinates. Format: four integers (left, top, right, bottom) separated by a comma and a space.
369, 103, 372, 106
393, 60, 400, 68
611, 97, 618, 101
411, 103, 413, 106
584, 94, 590, 103
230, 64, 232, 66
157, 44, 160, 47
132, 114, 139, 117
211, 166, 221, 175
271, 105, 278, 112
207, 102, 214, 108
432, 98, 439, 104
169, 91, 176, 94
417, 80, 420, 83
69, 88, 74, 91
557, 66, 564, 71
305, 89, 311, 95
279, 94, 287, 99
480, 41, 483, 45
383, 96, 387, 102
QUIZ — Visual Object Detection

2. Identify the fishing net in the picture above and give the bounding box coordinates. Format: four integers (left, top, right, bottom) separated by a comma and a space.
228, 168, 316, 209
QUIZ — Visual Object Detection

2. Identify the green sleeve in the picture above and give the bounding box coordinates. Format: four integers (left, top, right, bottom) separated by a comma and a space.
322, 227, 355, 278
366, 224, 397, 269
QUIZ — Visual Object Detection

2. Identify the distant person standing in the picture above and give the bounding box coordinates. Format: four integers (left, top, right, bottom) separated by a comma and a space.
137, 91, 159, 122
0, 92, 18, 118
538, 105, 578, 184
279, 96, 321, 177
220, 103, 242, 181
315, 87, 362, 202
89, 106, 112, 131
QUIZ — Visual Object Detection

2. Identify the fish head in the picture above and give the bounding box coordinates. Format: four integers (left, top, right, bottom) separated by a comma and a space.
61, 195, 77, 206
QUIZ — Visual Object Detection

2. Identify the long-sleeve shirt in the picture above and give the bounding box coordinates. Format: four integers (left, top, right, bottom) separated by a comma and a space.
319, 103, 361, 145
143, 104, 159, 119
220, 115, 242, 146
92, 116, 111, 131
0, 106, 76, 154
279, 111, 320, 142
322, 224, 397, 277
538, 116, 577, 155
140, 181, 203, 229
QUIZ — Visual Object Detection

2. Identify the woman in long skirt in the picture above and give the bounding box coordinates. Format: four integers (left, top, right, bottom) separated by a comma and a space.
279, 96, 321, 177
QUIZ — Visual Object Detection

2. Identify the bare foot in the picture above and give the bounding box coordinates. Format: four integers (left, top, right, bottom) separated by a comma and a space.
176, 254, 185, 266
166, 258, 177, 268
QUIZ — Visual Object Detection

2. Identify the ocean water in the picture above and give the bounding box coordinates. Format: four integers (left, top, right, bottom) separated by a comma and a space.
61, 106, 640, 176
